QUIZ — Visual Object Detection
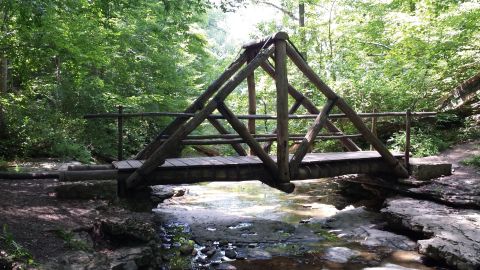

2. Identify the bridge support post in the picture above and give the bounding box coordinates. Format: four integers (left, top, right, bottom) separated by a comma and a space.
274, 37, 290, 183
262, 99, 303, 153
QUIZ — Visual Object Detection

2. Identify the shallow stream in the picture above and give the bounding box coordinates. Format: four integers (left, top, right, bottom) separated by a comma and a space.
153, 179, 441, 270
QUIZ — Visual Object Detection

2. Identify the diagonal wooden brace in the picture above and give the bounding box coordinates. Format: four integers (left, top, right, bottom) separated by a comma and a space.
125, 45, 275, 190
285, 42, 409, 178
290, 98, 338, 177
216, 101, 295, 193
208, 118, 247, 156
136, 51, 248, 159
259, 61, 361, 152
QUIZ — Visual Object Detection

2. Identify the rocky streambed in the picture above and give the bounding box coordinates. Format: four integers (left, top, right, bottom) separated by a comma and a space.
152, 180, 444, 270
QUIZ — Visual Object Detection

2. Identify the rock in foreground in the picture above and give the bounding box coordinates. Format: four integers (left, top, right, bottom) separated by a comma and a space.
382, 197, 480, 270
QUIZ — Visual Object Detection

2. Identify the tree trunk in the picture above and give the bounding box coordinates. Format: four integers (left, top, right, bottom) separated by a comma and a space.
299, 1, 306, 59
0, 57, 7, 138
440, 72, 480, 116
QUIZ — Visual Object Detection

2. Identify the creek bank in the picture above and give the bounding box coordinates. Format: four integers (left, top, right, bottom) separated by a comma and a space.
44, 217, 165, 269
339, 141, 480, 270
382, 197, 480, 270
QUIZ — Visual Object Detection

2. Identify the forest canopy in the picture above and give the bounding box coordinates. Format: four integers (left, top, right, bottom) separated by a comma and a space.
0, 0, 478, 162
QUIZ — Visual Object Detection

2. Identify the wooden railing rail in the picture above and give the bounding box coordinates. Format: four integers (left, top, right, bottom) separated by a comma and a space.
84, 111, 436, 120
85, 108, 435, 164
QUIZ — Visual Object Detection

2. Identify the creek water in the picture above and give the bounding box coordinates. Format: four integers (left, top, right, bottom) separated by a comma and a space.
153, 179, 440, 270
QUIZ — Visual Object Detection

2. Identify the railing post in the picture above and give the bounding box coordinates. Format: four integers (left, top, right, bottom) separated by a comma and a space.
274, 37, 290, 183
117, 105, 124, 161
405, 109, 411, 173
370, 108, 377, 151
247, 50, 257, 155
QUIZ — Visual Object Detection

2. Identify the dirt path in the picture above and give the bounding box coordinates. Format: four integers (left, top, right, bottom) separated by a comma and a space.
412, 139, 479, 179
0, 178, 152, 268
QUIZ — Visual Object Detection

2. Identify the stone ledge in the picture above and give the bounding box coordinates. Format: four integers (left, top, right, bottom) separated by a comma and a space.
409, 160, 452, 180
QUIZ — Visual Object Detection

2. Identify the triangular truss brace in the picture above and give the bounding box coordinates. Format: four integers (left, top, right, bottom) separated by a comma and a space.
126, 32, 409, 193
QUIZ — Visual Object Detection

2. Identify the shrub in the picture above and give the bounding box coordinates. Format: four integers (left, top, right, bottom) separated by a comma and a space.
461, 155, 480, 168
388, 128, 451, 157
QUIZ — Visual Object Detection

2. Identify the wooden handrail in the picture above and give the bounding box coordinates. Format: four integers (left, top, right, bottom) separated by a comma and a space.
158, 134, 363, 145
84, 111, 436, 120
85, 109, 434, 162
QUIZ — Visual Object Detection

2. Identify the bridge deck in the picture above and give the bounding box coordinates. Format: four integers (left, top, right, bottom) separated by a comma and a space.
115, 151, 404, 186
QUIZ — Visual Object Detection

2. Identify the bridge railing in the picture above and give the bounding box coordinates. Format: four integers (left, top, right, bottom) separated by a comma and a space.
84, 107, 436, 170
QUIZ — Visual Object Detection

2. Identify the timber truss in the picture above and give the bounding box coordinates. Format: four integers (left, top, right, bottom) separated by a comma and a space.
121, 32, 409, 193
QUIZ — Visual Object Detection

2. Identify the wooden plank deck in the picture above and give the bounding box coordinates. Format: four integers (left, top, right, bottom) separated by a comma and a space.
113, 151, 403, 171
115, 151, 405, 187
114, 151, 403, 171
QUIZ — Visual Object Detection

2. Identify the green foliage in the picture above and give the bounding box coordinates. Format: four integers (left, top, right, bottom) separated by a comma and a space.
0, 0, 478, 160
461, 155, 480, 168
0, 157, 7, 170
458, 117, 480, 142
54, 229, 92, 252
0, 224, 36, 266
0, 0, 214, 160
388, 128, 451, 157
51, 141, 92, 164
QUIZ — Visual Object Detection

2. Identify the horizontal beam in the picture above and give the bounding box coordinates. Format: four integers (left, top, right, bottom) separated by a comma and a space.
161, 132, 345, 140
84, 111, 437, 120
160, 134, 363, 145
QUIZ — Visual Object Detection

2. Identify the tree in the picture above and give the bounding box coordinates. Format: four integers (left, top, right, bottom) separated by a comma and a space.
0, 0, 214, 160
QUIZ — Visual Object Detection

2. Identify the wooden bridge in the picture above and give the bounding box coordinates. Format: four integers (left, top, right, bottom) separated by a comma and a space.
86, 32, 436, 195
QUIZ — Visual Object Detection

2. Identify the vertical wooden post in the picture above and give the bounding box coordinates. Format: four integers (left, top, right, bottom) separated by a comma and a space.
275, 38, 290, 183
247, 50, 257, 155
370, 108, 377, 151
405, 109, 411, 173
117, 105, 124, 161
263, 99, 302, 153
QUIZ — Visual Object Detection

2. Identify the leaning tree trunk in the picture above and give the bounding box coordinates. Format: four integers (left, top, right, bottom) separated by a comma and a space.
440, 72, 480, 116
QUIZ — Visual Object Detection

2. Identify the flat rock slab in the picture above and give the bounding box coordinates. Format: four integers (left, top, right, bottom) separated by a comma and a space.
154, 208, 322, 246
409, 178, 480, 208
345, 175, 480, 209
315, 207, 416, 251
409, 159, 452, 180
382, 197, 480, 270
